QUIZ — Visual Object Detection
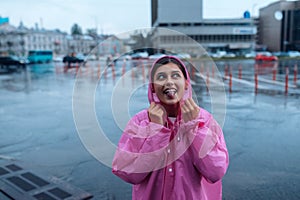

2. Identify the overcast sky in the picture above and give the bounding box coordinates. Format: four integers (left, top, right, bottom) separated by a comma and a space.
0, 0, 283, 34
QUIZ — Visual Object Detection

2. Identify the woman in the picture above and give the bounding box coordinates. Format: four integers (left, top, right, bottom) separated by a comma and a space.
112, 55, 229, 200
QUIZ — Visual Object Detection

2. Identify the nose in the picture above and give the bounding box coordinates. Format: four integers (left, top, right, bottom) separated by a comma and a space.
165, 76, 174, 86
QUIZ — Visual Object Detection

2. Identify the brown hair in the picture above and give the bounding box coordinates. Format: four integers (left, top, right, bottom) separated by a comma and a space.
151, 56, 187, 82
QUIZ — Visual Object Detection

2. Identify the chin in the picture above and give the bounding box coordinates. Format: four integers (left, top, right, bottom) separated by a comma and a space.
162, 99, 180, 105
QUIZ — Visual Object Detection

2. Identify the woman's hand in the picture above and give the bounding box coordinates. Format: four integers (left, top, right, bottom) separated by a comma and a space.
148, 102, 167, 125
181, 98, 200, 122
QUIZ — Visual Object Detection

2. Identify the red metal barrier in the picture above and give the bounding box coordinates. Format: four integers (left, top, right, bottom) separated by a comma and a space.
224, 65, 228, 80
142, 62, 146, 83
254, 64, 258, 94
122, 61, 126, 76
76, 64, 79, 74
200, 63, 204, 75
229, 69, 232, 93
272, 66, 277, 81
285, 67, 289, 94
294, 64, 298, 85
97, 63, 101, 79
238, 64, 242, 79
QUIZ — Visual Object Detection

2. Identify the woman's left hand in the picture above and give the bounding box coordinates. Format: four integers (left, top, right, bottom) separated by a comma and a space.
181, 98, 200, 122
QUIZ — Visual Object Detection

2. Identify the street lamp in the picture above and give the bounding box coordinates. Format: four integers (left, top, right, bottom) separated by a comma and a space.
252, 3, 258, 18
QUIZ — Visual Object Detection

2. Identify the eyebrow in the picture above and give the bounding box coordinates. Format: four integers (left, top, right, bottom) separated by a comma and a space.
156, 70, 181, 75
155, 70, 182, 79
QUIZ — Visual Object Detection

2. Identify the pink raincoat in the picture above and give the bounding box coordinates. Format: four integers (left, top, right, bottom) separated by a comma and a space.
112, 56, 229, 200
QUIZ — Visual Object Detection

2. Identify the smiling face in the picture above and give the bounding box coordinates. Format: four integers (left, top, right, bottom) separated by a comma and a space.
153, 62, 188, 105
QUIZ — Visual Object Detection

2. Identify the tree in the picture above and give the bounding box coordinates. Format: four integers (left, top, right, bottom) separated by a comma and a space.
129, 30, 153, 53
86, 28, 98, 39
71, 23, 83, 36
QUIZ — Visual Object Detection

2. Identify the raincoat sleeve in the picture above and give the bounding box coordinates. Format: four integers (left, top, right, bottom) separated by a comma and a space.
179, 109, 229, 183
112, 110, 172, 184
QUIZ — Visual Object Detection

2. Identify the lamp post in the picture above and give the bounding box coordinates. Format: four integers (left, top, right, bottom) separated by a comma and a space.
252, 3, 258, 18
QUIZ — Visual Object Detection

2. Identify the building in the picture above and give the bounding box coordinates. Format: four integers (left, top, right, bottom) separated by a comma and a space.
258, 0, 300, 52
151, 0, 257, 56
0, 18, 126, 58
0, 21, 69, 57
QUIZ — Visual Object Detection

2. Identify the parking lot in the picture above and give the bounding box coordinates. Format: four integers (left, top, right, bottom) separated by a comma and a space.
0, 58, 299, 199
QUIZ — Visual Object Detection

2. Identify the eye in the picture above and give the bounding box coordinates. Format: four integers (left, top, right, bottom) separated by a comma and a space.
156, 73, 166, 80
172, 73, 181, 78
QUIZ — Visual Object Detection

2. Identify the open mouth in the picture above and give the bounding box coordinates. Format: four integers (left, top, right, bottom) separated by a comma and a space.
163, 88, 177, 99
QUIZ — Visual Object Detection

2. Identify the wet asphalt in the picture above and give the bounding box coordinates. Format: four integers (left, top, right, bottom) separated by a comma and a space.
0, 59, 299, 199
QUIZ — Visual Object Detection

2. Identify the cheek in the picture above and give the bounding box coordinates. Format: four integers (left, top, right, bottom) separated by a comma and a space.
178, 80, 187, 90
153, 83, 162, 93
153, 82, 163, 89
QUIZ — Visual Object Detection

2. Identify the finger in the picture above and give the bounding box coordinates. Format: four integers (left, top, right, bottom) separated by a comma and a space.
181, 103, 189, 116
189, 98, 199, 109
148, 102, 156, 117
182, 99, 198, 121
187, 98, 199, 113
179, 98, 185, 107
181, 103, 187, 113
188, 98, 200, 118
158, 104, 167, 118
157, 104, 166, 112
149, 102, 155, 109
181, 104, 190, 122
184, 99, 194, 113
151, 104, 164, 116
152, 104, 161, 112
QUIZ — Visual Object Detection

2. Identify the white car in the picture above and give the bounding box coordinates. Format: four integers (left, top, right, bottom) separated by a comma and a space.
149, 53, 166, 60
86, 54, 97, 60
244, 52, 256, 58
131, 52, 149, 59
53, 56, 63, 62
287, 51, 300, 58
176, 53, 191, 59
223, 53, 236, 58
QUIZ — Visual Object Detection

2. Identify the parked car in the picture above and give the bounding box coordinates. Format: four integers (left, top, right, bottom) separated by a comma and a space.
255, 52, 278, 61
0, 55, 29, 66
86, 54, 97, 61
287, 51, 300, 58
63, 53, 86, 66
244, 51, 257, 58
223, 52, 236, 58
176, 53, 191, 59
272, 52, 288, 57
208, 51, 227, 58
149, 53, 166, 60
0, 55, 29, 72
53, 56, 63, 62
130, 52, 149, 59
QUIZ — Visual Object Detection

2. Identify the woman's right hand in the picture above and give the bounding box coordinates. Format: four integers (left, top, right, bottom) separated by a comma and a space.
148, 102, 167, 125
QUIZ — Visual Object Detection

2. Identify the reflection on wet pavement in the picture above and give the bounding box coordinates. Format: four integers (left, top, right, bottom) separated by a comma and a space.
0, 59, 299, 199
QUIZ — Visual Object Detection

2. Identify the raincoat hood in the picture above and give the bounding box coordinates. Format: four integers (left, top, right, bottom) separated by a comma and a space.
148, 55, 192, 103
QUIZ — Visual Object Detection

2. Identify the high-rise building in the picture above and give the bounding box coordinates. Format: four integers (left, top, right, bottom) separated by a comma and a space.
151, 0, 257, 56
259, 0, 300, 52
151, 0, 203, 26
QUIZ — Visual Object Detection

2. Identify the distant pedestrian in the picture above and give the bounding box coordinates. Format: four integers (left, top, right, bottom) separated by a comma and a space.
112, 55, 229, 200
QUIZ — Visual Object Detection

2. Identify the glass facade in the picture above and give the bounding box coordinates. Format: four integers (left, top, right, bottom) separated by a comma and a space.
293, 10, 300, 50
